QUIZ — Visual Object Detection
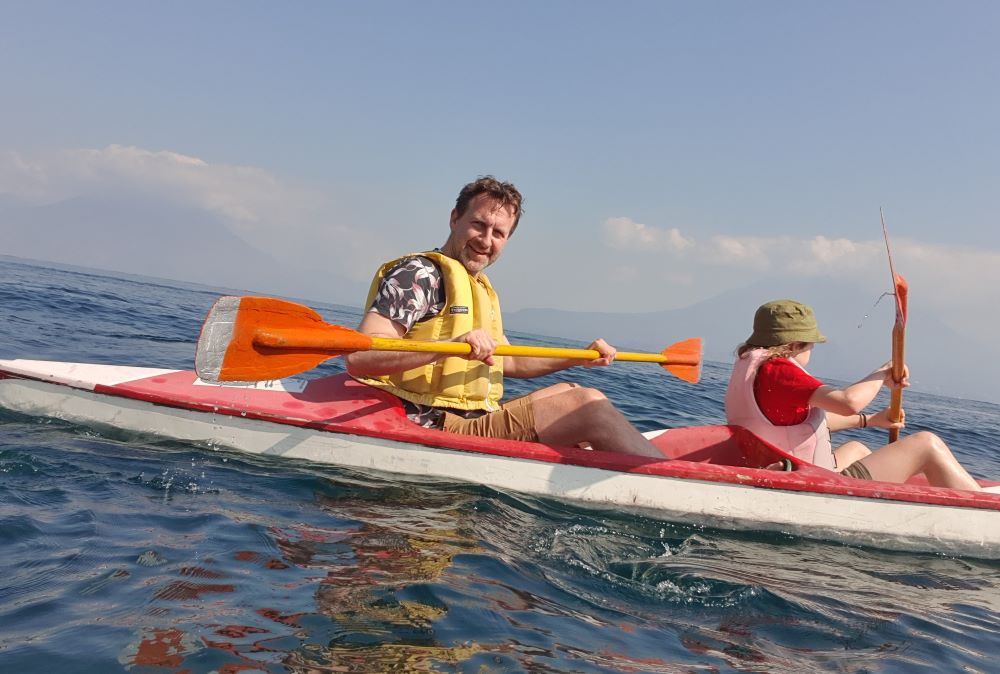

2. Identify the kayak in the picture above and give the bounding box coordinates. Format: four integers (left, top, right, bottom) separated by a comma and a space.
1, 358, 998, 558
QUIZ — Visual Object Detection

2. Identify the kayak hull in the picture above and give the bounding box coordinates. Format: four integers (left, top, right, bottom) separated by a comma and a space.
1, 359, 998, 558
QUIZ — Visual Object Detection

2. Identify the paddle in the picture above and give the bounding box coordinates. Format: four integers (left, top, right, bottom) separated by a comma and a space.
882, 209, 909, 443
196, 296, 703, 384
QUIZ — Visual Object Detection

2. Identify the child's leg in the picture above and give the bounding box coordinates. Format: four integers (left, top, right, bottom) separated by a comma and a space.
834, 441, 871, 472
858, 431, 981, 491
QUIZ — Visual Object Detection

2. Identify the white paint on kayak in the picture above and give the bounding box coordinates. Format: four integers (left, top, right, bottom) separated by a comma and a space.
192, 376, 311, 393
0, 359, 177, 390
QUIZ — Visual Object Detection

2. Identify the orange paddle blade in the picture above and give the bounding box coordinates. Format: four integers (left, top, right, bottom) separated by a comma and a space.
888, 275, 907, 442
195, 296, 371, 382
893, 273, 908, 327
660, 337, 702, 384
882, 209, 907, 442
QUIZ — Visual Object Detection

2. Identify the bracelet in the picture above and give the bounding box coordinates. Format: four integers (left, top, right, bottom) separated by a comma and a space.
859, 412, 868, 428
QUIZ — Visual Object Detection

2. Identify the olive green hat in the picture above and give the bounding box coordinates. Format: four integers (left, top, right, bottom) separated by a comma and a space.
746, 299, 827, 347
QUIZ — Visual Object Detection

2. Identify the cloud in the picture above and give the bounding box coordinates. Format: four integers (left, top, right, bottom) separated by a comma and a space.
598, 212, 1000, 340
0, 145, 385, 279
604, 217, 694, 252
704, 234, 882, 275
703, 235, 773, 269
895, 240, 1000, 311
1, 144, 320, 227
604, 215, 887, 277
608, 265, 641, 283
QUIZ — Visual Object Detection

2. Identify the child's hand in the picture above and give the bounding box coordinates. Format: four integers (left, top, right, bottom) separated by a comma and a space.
881, 362, 910, 388
868, 406, 905, 430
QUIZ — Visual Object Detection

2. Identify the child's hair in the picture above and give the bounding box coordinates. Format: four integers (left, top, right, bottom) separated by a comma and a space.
736, 342, 808, 359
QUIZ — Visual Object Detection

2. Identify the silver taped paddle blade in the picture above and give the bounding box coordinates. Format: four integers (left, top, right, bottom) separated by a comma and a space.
195, 296, 241, 382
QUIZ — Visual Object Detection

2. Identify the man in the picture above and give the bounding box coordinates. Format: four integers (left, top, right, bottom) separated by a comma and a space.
346, 176, 662, 458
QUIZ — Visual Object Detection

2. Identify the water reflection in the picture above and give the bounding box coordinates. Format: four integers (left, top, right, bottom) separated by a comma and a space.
285, 489, 482, 669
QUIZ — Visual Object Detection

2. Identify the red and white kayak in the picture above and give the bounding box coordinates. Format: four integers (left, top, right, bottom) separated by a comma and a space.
1, 358, 998, 558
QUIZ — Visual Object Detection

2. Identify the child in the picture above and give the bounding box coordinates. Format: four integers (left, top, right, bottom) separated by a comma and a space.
726, 299, 981, 491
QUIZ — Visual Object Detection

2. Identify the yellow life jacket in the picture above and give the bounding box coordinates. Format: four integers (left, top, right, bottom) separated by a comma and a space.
356, 251, 504, 411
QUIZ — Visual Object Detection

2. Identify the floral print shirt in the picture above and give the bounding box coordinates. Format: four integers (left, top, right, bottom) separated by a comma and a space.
368, 255, 486, 428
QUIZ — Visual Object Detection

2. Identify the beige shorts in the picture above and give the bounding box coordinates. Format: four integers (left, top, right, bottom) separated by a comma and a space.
841, 460, 874, 481
441, 395, 538, 442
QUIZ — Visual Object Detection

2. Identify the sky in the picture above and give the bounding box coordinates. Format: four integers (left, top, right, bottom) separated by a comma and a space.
1, 2, 998, 397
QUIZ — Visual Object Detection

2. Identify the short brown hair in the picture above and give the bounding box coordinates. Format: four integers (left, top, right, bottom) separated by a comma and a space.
455, 176, 524, 230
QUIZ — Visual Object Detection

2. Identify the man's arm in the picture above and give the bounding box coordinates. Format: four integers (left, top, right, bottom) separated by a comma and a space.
347, 256, 457, 377
345, 312, 500, 375
502, 336, 616, 379
344, 311, 444, 376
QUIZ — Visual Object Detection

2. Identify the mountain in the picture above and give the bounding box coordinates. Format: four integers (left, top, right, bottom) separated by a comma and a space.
0, 195, 366, 304
505, 277, 998, 403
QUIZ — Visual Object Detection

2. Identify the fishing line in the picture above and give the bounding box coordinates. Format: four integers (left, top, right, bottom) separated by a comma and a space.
856, 290, 895, 329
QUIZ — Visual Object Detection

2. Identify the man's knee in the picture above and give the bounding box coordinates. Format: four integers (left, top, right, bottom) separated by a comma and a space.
566, 386, 608, 408
538, 382, 580, 396
538, 385, 607, 411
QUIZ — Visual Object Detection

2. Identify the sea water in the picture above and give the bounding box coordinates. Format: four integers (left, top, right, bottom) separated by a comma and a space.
1, 255, 998, 673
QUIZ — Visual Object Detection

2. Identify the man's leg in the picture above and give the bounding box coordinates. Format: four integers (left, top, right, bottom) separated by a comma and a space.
441, 384, 591, 444
442, 383, 664, 459
528, 384, 664, 458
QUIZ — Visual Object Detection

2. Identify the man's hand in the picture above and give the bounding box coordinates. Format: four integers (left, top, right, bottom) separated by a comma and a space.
454, 329, 497, 365
583, 338, 617, 368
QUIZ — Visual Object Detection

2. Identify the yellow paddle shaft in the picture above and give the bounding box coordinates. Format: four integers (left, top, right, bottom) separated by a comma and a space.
373, 337, 680, 363
254, 329, 692, 364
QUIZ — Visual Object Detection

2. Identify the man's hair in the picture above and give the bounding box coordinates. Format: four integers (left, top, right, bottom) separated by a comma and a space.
455, 176, 524, 230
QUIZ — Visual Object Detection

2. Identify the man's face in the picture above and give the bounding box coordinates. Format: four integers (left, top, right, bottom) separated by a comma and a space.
443, 194, 517, 275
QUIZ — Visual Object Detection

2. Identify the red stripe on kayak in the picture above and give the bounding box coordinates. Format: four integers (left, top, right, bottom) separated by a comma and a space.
74, 370, 999, 511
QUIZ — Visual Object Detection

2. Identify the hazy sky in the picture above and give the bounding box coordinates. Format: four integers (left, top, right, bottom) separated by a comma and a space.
2, 2, 998, 392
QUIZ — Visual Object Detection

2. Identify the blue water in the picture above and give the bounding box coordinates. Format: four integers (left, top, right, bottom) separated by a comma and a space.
2, 255, 998, 673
